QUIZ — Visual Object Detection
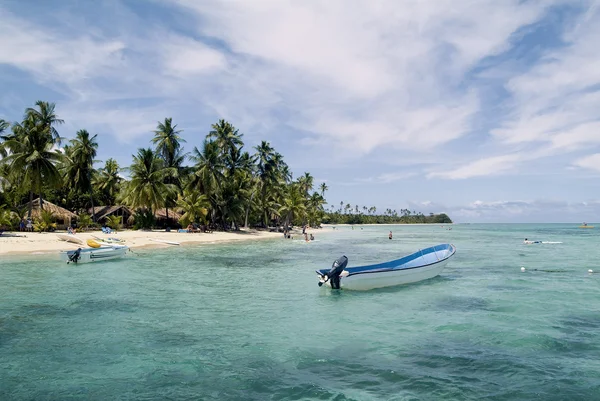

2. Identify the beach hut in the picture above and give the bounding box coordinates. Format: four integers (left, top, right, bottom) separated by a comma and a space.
154, 208, 183, 227
88, 205, 134, 226
23, 198, 78, 229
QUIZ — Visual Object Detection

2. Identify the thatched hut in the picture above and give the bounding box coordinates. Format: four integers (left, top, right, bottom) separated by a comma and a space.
23, 198, 78, 229
154, 208, 183, 227
88, 205, 134, 226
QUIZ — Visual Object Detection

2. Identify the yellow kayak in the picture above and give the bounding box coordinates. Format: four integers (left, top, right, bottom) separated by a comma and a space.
86, 239, 102, 248
579, 225, 594, 229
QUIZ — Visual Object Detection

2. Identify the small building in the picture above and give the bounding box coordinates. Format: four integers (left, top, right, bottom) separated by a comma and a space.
23, 198, 78, 229
88, 205, 134, 226
154, 208, 183, 227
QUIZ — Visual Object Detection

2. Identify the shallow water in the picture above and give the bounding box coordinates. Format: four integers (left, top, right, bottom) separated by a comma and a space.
1, 224, 599, 400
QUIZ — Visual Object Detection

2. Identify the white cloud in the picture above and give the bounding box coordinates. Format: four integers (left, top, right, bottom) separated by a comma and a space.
573, 153, 600, 172
491, 3, 600, 151
161, 35, 227, 76
356, 171, 418, 184
2, 0, 599, 188
170, 0, 559, 154
428, 153, 524, 180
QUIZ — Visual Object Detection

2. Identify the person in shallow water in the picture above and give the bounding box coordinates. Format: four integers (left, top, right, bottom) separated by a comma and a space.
389, 231, 393, 240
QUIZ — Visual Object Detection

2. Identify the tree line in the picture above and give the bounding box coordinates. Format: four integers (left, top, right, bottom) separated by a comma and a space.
0, 101, 326, 231
322, 204, 452, 224
0, 101, 452, 231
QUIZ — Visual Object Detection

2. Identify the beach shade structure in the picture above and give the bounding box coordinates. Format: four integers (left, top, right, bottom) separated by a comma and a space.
22, 198, 78, 229
88, 205, 134, 226
154, 208, 183, 228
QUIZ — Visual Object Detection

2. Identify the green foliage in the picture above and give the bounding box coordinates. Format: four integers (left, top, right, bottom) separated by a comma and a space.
133, 208, 155, 230
321, 207, 453, 225
77, 213, 93, 230
1, 104, 330, 231
177, 189, 209, 227
33, 210, 57, 232
0, 205, 18, 230
106, 215, 122, 230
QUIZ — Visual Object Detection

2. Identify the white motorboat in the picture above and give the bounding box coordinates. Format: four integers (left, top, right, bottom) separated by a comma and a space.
59, 245, 129, 264
316, 243, 456, 291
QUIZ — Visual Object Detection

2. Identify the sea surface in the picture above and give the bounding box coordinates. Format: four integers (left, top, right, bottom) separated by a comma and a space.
1, 224, 599, 400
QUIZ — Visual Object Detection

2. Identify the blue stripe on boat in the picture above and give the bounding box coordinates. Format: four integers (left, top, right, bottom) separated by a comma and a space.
317, 243, 455, 276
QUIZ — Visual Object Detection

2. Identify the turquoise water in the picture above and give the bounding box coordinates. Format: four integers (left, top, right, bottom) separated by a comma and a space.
1, 224, 599, 400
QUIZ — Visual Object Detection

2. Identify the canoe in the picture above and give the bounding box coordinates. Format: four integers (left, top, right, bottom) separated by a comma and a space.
56, 233, 84, 245
59, 245, 129, 264
579, 225, 594, 229
316, 243, 456, 291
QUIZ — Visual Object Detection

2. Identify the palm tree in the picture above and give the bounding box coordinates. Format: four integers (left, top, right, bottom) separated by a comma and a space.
152, 118, 187, 224
298, 172, 314, 195
0, 119, 9, 157
189, 139, 225, 201
94, 158, 121, 205
319, 182, 328, 197
66, 129, 98, 219
208, 119, 243, 154
0, 117, 64, 217
25, 101, 64, 145
151, 118, 185, 164
279, 184, 306, 228
121, 148, 176, 215
176, 188, 209, 226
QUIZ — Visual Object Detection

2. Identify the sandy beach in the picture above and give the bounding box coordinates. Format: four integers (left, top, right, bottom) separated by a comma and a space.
0, 228, 284, 256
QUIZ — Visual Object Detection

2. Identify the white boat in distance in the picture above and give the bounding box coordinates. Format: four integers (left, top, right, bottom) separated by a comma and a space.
59, 245, 129, 264
316, 243, 456, 291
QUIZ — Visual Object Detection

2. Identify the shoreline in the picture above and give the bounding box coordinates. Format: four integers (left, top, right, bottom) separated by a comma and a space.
0, 228, 285, 257
321, 223, 454, 226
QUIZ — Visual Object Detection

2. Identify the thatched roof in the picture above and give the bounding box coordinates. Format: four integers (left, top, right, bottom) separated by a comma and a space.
88, 205, 133, 220
23, 198, 77, 220
155, 208, 182, 221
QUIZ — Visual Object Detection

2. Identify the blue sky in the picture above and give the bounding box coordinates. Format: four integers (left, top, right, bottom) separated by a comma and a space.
1, 0, 600, 223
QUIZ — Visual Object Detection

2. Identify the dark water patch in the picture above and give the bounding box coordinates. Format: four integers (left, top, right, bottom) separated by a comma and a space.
142, 328, 202, 349
68, 298, 140, 314
559, 313, 600, 330
436, 295, 490, 312
486, 284, 523, 292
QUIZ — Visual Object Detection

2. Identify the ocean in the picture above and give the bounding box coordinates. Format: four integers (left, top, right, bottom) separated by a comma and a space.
1, 224, 599, 400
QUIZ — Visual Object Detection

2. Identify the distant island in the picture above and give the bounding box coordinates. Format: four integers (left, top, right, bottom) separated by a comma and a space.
322, 205, 452, 225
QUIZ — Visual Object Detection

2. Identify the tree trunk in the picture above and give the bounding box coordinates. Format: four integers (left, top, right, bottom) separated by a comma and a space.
244, 190, 256, 228
90, 189, 95, 222
28, 190, 33, 219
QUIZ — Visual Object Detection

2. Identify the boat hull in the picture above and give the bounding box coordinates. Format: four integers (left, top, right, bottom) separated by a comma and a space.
56, 233, 84, 244
317, 243, 456, 291
59, 245, 128, 264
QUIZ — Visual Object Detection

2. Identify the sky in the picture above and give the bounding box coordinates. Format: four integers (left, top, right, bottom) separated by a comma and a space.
1, 0, 600, 223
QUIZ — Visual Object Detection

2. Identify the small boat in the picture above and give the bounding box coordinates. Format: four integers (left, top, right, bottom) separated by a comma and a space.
579, 223, 594, 228
59, 245, 129, 264
56, 233, 84, 245
86, 239, 104, 248
316, 243, 456, 291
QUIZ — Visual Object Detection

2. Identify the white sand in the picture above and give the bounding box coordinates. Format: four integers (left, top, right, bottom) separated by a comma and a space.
0, 228, 283, 256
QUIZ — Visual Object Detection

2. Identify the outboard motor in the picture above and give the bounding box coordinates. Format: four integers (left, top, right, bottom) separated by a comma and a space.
68, 248, 82, 264
320, 255, 348, 289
